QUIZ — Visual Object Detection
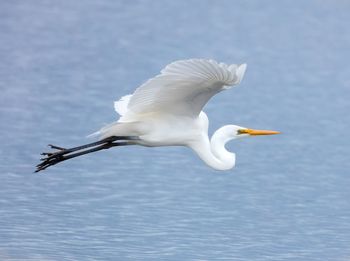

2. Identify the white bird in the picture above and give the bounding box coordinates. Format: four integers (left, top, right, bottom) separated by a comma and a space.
36, 59, 279, 172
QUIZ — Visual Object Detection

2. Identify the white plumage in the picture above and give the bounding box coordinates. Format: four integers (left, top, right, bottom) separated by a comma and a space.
113, 59, 246, 122
87, 59, 277, 170
114, 94, 132, 116
37, 58, 279, 173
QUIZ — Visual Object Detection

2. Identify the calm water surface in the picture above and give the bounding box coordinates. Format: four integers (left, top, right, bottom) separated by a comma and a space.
0, 1, 350, 260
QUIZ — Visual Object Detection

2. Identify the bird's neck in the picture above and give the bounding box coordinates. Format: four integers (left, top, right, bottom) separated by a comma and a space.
191, 127, 236, 171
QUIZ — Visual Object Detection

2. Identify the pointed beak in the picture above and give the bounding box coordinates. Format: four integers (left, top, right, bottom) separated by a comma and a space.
239, 128, 280, 136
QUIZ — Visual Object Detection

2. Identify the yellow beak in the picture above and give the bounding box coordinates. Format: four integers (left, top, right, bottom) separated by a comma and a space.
239, 128, 280, 136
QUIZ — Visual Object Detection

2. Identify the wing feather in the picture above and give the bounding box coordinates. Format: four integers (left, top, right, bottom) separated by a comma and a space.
114, 94, 132, 116
123, 59, 246, 118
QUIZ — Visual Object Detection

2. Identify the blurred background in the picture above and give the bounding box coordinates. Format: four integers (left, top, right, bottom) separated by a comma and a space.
0, 0, 349, 260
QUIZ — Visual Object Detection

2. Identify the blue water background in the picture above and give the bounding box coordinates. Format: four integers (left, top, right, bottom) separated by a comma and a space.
0, 1, 350, 260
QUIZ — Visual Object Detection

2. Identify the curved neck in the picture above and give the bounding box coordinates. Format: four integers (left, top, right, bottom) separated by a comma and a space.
190, 127, 236, 171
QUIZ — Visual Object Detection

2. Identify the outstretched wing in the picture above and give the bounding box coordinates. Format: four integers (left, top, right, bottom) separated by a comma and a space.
119, 59, 246, 119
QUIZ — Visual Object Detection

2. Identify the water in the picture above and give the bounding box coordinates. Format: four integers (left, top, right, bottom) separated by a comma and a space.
1, 1, 350, 260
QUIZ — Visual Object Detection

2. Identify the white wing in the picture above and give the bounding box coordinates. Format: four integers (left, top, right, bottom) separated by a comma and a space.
120, 59, 246, 119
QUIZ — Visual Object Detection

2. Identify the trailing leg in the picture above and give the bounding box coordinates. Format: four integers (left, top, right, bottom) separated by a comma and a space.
36, 136, 138, 173
41, 136, 131, 160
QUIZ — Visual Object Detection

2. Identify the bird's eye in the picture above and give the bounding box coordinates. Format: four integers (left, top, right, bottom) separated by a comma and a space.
237, 129, 247, 135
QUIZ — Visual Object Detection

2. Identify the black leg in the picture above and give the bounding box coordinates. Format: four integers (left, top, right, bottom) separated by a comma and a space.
36, 136, 138, 173
41, 136, 132, 160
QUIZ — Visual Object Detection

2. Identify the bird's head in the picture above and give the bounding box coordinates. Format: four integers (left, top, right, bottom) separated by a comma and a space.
211, 125, 280, 144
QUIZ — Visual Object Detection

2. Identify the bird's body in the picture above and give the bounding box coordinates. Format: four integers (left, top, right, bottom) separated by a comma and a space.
97, 106, 210, 147
129, 111, 209, 148
36, 59, 279, 172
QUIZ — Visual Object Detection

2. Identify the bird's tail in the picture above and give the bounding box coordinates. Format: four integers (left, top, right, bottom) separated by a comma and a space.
86, 130, 101, 139
87, 121, 144, 140
86, 121, 118, 139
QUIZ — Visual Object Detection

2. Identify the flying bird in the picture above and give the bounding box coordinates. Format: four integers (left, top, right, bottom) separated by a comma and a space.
36, 59, 279, 172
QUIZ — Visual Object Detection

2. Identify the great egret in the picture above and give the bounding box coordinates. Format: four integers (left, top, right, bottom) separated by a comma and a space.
36, 59, 279, 172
